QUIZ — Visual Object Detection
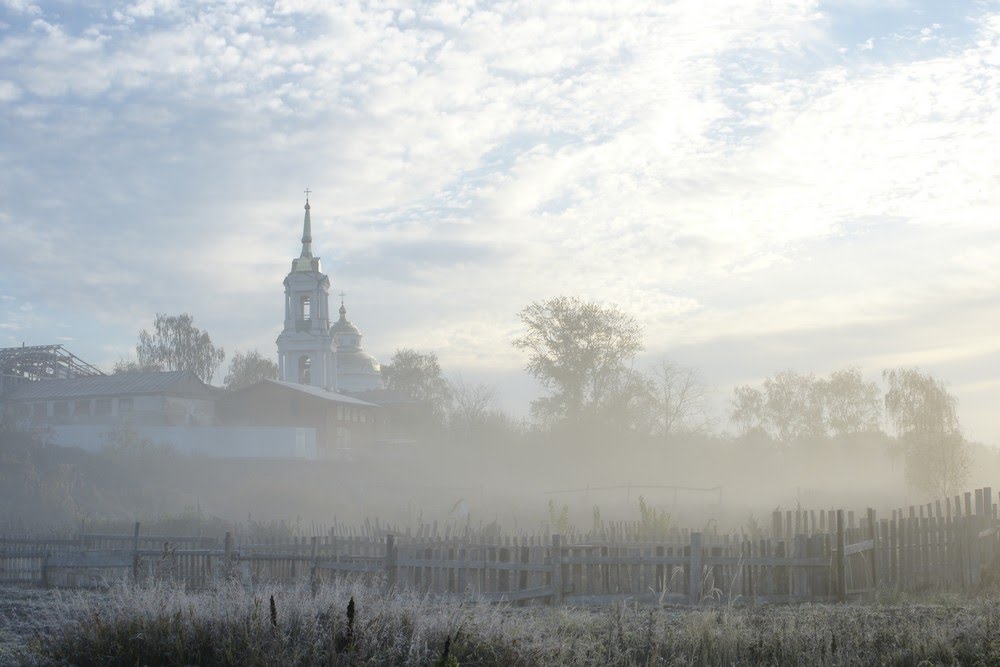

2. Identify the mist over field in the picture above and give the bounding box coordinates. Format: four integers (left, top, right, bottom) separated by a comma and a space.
1, 0, 998, 539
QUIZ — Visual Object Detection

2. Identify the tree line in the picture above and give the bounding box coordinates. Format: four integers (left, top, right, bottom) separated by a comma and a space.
115, 301, 972, 499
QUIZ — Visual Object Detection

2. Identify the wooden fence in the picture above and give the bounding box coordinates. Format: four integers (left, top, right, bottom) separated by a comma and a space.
2, 486, 998, 605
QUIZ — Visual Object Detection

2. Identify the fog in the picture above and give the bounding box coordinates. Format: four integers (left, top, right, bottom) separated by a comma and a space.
2, 1, 999, 540
3, 354, 997, 538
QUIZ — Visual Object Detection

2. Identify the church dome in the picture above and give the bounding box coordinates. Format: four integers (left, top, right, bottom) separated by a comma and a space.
331, 302, 384, 393
332, 304, 362, 339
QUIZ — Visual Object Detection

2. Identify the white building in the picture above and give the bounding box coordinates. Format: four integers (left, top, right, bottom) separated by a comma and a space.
275, 196, 384, 393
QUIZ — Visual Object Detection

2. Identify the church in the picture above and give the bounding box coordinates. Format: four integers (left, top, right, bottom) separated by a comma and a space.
0, 195, 415, 458
275, 194, 384, 394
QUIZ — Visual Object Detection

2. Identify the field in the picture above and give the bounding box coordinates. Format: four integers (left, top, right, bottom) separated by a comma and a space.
3, 583, 1000, 666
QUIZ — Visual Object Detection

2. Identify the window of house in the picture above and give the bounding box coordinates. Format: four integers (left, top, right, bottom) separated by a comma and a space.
16, 404, 30, 418
53, 401, 69, 418
360, 410, 367, 424
31, 403, 47, 419
118, 398, 134, 413
337, 405, 344, 420
74, 399, 91, 416
95, 398, 112, 415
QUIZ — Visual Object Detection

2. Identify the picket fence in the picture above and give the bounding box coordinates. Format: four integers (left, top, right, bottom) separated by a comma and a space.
1, 486, 998, 606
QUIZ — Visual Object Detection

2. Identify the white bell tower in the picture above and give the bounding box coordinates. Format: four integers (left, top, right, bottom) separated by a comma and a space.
275, 192, 337, 390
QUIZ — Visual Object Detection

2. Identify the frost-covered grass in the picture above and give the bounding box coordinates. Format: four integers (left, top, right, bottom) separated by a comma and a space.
8, 582, 1000, 665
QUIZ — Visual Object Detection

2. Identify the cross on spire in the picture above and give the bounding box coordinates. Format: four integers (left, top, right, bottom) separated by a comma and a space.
303, 187, 311, 203
339, 292, 347, 306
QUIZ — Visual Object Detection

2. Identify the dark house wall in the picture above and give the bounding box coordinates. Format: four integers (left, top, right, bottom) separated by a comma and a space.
216, 383, 378, 454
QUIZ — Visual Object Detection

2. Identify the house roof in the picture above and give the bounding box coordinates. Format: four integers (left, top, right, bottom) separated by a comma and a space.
3, 370, 213, 401
348, 388, 425, 406
262, 380, 379, 407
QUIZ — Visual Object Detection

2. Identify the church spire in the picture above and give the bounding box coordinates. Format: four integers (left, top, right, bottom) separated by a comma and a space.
300, 188, 313, 259
290, 190, 322, 274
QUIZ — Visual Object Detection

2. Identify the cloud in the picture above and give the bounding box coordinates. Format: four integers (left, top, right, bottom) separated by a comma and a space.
1, 1, 999, 441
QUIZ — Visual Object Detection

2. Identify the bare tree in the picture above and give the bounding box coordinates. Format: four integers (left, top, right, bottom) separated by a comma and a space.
646, 358, 711, 437
449, 376, 498, 431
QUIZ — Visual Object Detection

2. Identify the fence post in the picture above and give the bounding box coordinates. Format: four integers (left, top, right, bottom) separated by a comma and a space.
551, 534, 563, 605
795, 534, 807, 600
835, 510, 846, 601
518, 545, 529, 601
867, 507, 878, 594
132, 522, 141, 583
688, 532, 702, 605
385, 534, 397, 590
310, 536, 319, 596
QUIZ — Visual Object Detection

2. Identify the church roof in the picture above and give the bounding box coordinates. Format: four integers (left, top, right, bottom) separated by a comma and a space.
263, 380, 379, 406
291, 194, 321, 273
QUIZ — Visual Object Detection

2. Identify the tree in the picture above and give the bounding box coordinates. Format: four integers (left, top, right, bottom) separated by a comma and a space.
224, 349, 278, 391
883, 367, 969, 497
447, 377, 522, 443
382, 349, 453, 423
448, 377, 498, 432
134, 313, 226, 384
513, 296, 643, 424
646, 358, 711, 437
763, 371, 826, 444
730, 367, 883, 443
730, 385, 766, 437
819, 367, 881, 436
112, 358, 163, 374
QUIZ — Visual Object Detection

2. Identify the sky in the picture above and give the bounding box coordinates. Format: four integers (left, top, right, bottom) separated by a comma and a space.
1, 0, 998, 443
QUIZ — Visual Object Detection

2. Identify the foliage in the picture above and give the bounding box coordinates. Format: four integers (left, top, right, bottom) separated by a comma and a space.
133, 313, 226, 384
883, 367, 969, 498
637, 495, 671, 540
513, 296, 643, 425
382, 349, 453, 424
763, 371, 826, 443
547, 499, 571, 534
112, 358, 163, 374
730, 367, 883, 444
730, 385, 766, 437
822, 367, 881, 436
224, 349, 278, 391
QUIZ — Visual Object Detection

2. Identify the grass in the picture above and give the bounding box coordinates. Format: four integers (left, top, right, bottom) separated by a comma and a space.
9, 582, 1000, 665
